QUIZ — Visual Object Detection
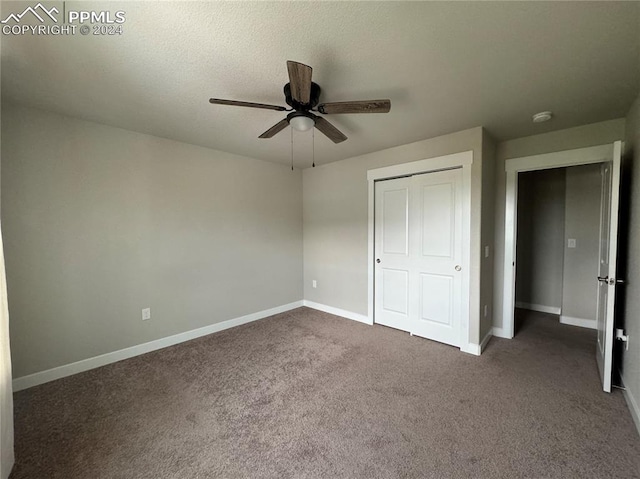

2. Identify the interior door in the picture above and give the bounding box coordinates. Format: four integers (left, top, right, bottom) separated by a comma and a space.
374, 176, 412, 332
374, 168, 463, 347
596, 141, 622, 393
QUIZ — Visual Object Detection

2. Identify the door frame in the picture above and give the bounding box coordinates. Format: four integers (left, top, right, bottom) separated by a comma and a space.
501, 143, 618, 339
367, 150, 473, 352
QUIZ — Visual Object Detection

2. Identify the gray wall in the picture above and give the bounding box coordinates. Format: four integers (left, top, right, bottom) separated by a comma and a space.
0, 33, 15, 477
480, 130, 497, 339
493, 119, 626, 334
2, 104, 303, 378
303, 127, 490, 346
622, 93, 640, 428
515, 169, 566, 310
561, 164, 602, 322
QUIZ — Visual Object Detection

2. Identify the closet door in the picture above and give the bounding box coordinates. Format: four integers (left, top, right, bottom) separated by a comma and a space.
409, 169, 463, 347
374, 176, 412, 332
374, 168, 463, 347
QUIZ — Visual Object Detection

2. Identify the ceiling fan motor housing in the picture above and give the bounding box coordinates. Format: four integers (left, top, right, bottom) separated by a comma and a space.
284, 82, 321, 110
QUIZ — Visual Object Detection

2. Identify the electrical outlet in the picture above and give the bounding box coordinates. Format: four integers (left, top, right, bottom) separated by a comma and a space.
312, 280, 317, 289
142, 308, 151, 321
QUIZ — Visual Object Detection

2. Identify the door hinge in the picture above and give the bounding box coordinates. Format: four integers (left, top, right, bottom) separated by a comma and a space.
616, 328, 629, 351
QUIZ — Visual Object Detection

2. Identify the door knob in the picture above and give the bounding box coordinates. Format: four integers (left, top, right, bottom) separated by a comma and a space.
599, 276, 624, 285
455, 265, 462, 271
376, 258, 381, 264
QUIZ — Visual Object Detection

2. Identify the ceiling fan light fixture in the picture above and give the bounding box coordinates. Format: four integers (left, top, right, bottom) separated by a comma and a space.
289, 115, 315, 132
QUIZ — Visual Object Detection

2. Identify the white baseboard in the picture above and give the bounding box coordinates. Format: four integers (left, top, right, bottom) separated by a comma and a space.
492, 327, 512, 339
480, 329, 493, 352
621, 373, 640, 438
515, 302, 561, 315
461, 329, 493, 356
12, 300, 304, 392
559, 315, 597, 330
302, 300, 372, 325
460, 343, 481, 355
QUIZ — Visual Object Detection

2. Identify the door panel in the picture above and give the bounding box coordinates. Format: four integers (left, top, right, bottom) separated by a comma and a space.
382, 189, 409, 255
421, 183, 454, 258
419, 273, 453, 325
382, 269, 409, 314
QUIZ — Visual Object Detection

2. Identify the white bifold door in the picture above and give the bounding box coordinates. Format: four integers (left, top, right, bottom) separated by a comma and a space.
374, 168, 463, 347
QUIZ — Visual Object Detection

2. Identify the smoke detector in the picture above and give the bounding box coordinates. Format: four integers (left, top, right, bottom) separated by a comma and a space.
532, 111, 553, 123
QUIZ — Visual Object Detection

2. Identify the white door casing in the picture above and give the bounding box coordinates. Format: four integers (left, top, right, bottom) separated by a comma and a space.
367, 151, 473, 353
502, 143, 616, 339
502, 141, 622, 393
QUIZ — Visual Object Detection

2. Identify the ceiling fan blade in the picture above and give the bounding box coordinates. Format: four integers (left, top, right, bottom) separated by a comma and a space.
313, 116, 347, 144
286, 61, 312, 105
209, 98, 286, 112
317, 100, 391, 114
258, 118, 290, 138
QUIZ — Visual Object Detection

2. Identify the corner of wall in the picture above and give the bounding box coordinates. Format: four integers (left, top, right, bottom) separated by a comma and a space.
480, 129, 497, 339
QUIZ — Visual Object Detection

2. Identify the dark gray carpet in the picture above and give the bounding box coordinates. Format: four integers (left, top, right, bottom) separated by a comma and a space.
10, 307, 640, 478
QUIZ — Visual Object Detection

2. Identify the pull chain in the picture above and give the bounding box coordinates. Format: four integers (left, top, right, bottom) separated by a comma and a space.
312, 127, 315, 168
290, 127, 294, 171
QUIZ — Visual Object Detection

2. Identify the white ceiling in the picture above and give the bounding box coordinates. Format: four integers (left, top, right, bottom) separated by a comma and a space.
2, 1, 639, 167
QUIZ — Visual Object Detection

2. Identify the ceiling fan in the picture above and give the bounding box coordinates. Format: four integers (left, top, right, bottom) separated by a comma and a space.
209, 61, 391, 144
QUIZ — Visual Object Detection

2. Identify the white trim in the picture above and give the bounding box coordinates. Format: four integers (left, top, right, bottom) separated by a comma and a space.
621, 373, 640, 438
502, 144, 615, 340
367, 178, 375, 325
559, 315, 597, 330
492, 327, 510, 339
12, 301, 304, 392
303, 300, 371, 325
515, 302, 561, 315
367, 151, 474, 353
505, 144, 612, 173
461, 328, 491, 356
480, 328, 493, 352
460, 343, 481, 356
366, 150, 473, 182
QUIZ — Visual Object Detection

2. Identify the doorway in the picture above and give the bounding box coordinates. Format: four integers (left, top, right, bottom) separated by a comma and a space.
514, 164, 603, 333
502, 142, 622, 392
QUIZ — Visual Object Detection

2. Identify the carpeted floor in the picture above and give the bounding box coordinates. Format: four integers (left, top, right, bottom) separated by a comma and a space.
10, 307, 640, 478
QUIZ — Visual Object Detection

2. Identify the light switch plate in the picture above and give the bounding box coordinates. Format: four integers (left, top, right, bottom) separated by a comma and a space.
568, 239, 577, 248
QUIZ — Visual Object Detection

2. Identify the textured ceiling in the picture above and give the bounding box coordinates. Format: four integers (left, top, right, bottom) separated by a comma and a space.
2, 1, 639, 167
